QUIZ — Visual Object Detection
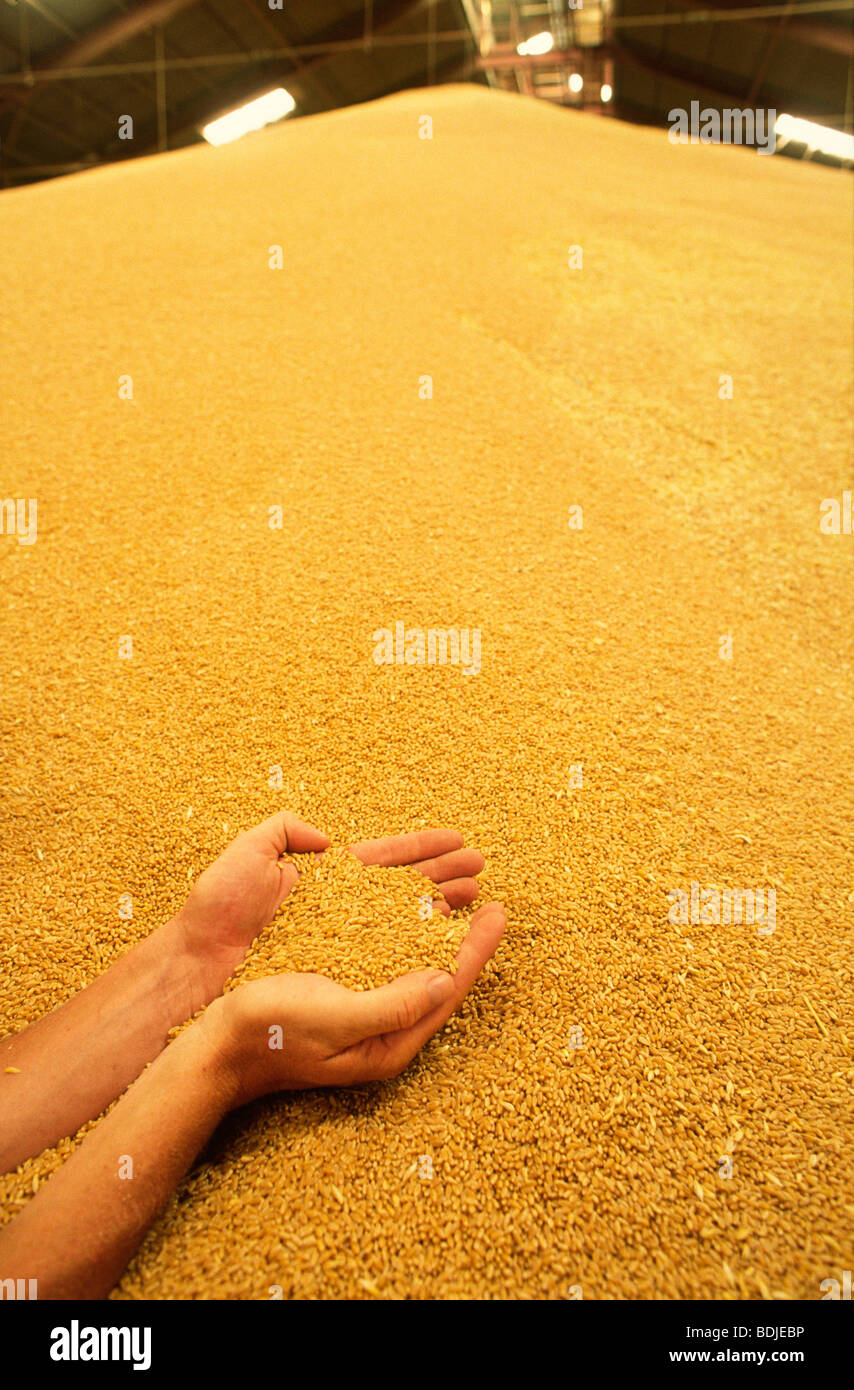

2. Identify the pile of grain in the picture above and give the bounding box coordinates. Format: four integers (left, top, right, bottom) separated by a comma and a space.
168, 848, 463, 1044
231, 850, 459, 991
0, 84, 851, 1300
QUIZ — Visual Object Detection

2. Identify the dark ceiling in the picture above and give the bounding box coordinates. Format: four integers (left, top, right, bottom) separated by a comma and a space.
0, 0, 850, 187
612, 0, 853, 133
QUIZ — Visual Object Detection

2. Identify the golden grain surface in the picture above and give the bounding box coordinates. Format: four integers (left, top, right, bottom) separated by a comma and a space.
0, 85, 852, 1300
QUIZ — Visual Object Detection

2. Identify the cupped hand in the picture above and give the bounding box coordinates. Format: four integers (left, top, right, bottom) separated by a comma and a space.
176, 812, 330, 982
177, 813, 487, 987
346, 827, 485, 913
207, 902, 506, 1106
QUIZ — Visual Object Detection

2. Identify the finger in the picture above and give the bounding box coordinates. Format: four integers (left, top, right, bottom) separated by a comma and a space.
276, 861, 300, 909
245, 811, 330, 858
432, 876, 479, 909
331, 903, 506, 1084
448, 902, 506, 997
339, 969, 457, 1043
348, 828, 463, 868
417, 893, 451, 919
412, 848, 485, 884
375, 903, 506, 1066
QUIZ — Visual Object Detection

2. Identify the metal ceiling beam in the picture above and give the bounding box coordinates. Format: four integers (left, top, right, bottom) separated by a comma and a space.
478, 36, 803, 107
198, 0, 253, 60
104, 0, 434, 156
356, 43, 480, 102
20, 10, 157, 162
747, 0, 797, 103
135, 42, 480, 155
37, 0, 202, 73
0, 35, 475, 87
6, 9, 844, 90
476, 44, 585, 69
0, 1, 192, 125
233, 0, 342, 105
23, 1, 77, 42
0, 99, 97, 158
0, 0, 232, 173
608, 39, 776, 103
615, 0, 854, 56
781, 18, 854, 53
0, 39, 478, 184
458, 0, 499, 86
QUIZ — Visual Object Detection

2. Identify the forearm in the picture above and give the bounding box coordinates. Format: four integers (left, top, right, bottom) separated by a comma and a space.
0, 915, 219, 1171
0, 1009, 235, 1299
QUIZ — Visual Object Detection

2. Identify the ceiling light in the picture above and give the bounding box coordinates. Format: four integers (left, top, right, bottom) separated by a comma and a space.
774, 113, 854, 162
202, 88, 296, 147
517, 31, 554, 57
600, 83, 613, 103
568, 73, 583, 94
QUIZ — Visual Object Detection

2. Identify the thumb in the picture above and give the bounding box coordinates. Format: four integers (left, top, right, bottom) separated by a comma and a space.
246, 811, 330, 859
344, 970, 456, 1041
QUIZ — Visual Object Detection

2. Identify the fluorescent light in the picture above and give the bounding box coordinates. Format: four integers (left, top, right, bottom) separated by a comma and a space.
517, 31, 553, 56
600, 83, 613, 103
774, 113, 854, 162
568, 73, 583, 94
202, 88, 295, 146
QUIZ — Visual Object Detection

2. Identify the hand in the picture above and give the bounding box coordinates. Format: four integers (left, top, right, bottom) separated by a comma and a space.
177, 814, 487, 988
206, 902, 506, 1105
176, 812, 328, 982
346, 827, 485, 913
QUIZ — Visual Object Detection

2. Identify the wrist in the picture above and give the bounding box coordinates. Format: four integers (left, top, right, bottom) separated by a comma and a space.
165, 911, 244, 1017
175, 995, 244, 1116
148, 915, 210, 1023
199, 990, 268, 1111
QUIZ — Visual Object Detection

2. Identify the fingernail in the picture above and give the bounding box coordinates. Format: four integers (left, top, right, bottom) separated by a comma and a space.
428, 973, 454, 1007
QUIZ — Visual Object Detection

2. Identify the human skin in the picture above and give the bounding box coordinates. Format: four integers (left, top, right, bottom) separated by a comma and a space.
0, 811, 489, 1173
0, 888, 505, 1298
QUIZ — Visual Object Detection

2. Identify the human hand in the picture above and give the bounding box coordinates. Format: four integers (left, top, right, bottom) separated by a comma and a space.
176, 812, 329, 987
177, 814, 487, 991
204, 901, 506, 1105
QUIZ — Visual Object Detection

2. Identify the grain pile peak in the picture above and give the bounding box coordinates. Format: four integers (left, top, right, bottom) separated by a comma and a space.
230, 849, 461, 993
1, 81, 852, 1300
